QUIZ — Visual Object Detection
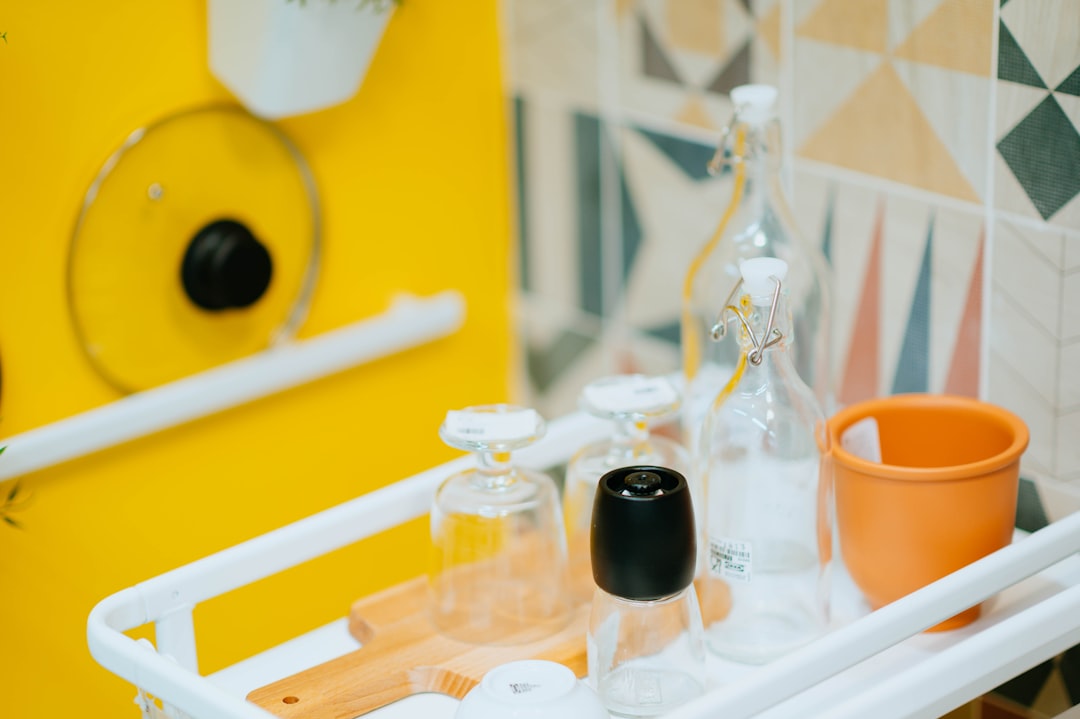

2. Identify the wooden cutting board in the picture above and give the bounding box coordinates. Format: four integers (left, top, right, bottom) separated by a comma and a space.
246, 576, 589, 718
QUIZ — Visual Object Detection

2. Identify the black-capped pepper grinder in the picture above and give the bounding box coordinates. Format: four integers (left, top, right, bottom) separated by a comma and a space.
587, 466, 706, 717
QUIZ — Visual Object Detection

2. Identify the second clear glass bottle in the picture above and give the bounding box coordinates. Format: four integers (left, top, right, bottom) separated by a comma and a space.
699, 257, 831, 664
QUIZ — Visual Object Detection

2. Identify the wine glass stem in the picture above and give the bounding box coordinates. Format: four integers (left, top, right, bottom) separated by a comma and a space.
611, 418, 649, 456
477, 450, 514, 487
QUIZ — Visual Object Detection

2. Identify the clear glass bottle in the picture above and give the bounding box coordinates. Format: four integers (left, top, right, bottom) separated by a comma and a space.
564, 374, 689, 604
699, 257, 831, 664
681, 84, 832, 459
429, 405, 571, 645
588, 466, 706, 717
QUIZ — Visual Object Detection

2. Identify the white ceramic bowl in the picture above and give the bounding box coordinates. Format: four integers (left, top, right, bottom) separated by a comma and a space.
455, 660, 608, 719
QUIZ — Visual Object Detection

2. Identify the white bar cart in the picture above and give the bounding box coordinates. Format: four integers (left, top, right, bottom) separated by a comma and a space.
87, 410, 1080, 719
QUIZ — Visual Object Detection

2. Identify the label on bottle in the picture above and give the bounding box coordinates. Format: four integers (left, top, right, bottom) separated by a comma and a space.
709, 536, 753, 582
443, 409, 541, 443
841, 417, 883, 463
583, 375, 679, 414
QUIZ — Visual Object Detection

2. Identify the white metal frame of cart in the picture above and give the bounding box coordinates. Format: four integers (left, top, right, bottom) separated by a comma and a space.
86, 404, 1080, 719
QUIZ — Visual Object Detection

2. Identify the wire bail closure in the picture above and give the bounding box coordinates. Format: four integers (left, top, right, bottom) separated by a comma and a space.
710, 272, 785, 366
707, 112, 743, 176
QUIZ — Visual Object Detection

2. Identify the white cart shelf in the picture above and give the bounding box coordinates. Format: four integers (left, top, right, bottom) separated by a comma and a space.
87, 410, 1080, 719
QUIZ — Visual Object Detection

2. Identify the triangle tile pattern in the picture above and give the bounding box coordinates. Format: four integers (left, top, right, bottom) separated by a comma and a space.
642, 14, 683, 84
620, 0, 781, 133
644, 320, 682, 345
891, 216, 933, 394
637, 125, 720, 181
706, 37, 752, 95
575, 112, 604, 316
1002, 0, 1080, 90
839, 200, 883, 406
792, 40, 885, 150
892, 58, 991, 200
618, 154, 644, 296
514, 95, 531, 293
1056, 64, 1080, 96
944, 228, 983, 397
676, 94, 719, 129
574, 112, 644, 316
892, 0, 993, 76
796, 0, 889, 53
1015, 477, 1050, 532
997, 20, 1047, 88
756, 3, 781, 60
794, 0, 993, 202
997, 95, 1080, 220
666, 0, 724, 56
799, 62, 981, 201
527, 328, 596, 393
618, 122, 728, 336
821, 186, 836, 264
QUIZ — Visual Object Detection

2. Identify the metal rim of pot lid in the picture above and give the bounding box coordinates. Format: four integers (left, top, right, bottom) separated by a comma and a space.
67, 104, 321, 394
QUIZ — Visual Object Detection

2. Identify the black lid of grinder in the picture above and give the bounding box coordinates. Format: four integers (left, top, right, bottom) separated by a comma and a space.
591, 465, 697, 601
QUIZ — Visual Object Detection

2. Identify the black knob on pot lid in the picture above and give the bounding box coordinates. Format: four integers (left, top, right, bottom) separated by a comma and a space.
591, 465, 697, 601
181, 219, 273, 311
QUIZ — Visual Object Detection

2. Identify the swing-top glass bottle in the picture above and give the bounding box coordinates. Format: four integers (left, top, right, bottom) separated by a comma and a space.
681, 84, 832, 458
698, 257, 831, 664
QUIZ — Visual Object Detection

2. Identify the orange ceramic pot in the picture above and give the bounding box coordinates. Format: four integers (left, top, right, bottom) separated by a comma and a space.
828, 394, 1028, 631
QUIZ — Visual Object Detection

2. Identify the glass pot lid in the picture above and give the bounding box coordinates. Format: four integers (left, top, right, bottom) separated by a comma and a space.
68, 104, 320, 393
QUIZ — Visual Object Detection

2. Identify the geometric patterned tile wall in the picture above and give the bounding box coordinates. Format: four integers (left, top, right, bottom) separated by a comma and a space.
989, 217, 1080, 520
506, 0, 1080, 711
793, 0, 996, 202
508, 0, 1080, 501
995, 0, 1080, 229
790, 170, 985, 404
616, 0, 785, 133
991, 0, 1080, 516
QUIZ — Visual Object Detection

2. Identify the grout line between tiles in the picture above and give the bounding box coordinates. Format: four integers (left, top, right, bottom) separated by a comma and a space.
982, 0, 1003, 402
994, 206, 1080, 241
596, 0, 625, 357
781, 0, 796, 200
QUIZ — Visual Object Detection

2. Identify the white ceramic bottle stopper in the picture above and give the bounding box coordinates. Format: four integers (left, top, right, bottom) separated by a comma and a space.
730, 84, 778, 124
739, 257, 789, 306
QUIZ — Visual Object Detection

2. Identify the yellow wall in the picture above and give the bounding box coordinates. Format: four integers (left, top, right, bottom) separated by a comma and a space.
0, 2, 513, 716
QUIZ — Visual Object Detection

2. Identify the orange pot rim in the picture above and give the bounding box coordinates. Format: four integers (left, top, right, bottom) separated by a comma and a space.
828, 393, 1030, 481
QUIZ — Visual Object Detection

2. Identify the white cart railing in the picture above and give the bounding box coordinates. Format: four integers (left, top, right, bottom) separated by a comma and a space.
87, 409, 1080, 719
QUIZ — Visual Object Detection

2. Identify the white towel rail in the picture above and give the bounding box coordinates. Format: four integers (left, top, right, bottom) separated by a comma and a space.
0, 291, 464, 482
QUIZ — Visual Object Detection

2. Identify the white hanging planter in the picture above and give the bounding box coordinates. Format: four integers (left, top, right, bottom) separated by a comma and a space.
207, 0, 395, 120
